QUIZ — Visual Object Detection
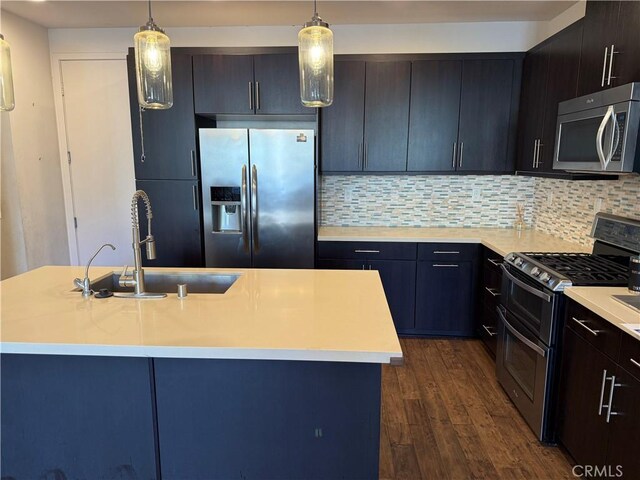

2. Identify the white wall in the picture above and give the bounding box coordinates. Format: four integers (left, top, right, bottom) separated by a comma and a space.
1, 10, 69, 279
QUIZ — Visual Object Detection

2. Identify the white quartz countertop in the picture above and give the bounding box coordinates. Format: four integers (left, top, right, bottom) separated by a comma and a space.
564, 287, 640, 340
0, 266, 403, 364
318, 226, 590, 257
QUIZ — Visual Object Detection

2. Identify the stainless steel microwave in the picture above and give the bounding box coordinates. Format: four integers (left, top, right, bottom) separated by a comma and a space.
553, 83, 640, 174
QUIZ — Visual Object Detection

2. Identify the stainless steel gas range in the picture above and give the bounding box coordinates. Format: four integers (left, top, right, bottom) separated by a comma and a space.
497, 213, 640, 444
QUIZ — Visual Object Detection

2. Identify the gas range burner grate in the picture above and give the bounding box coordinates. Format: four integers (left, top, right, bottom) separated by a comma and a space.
524, 252, 629, 286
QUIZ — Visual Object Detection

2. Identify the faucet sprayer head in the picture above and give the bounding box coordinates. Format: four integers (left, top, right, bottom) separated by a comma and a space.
146, 235, 157, 260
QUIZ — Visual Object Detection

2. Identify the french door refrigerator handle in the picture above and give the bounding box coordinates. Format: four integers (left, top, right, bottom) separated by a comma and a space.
500, 264, 551, 302
601, 46, 609, 87
241, 165, 249, 252
251, 164, 259, 251
496, 306, 547, 357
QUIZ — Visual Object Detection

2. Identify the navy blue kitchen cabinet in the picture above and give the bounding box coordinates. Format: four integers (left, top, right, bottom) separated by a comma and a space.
414, 243, 480, 337
153, 358, 381, 480
136, 179, 203, 267
0, 354, 158, 480
317, 242, 417, 333
127, 51, 198, 181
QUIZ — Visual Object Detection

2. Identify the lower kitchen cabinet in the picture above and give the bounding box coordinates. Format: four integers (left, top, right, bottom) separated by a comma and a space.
316, 256, 416, 333
558, 299, 640, 477
136, 180, 203, 267
415, 261, 475, 336
475, 247, 503, 356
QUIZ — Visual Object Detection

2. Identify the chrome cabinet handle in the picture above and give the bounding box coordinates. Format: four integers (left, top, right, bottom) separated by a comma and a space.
363, 143, 368, 170
190, 150, 197, 177
354, 249, 380, 254
496, 306, 546, 357
500, 264, 551, 302
572, 317, 601, 336
192, 185, 198, 210
433, 264, 459, 268
241, 165, 249, 252
452, 142, 457, 169
488, 258, 502, 267
607, 44, 617, 86
536, 140, 543, 168
251, 164, 259, 251
458, 142, 464, 168
605, 375, 621, 423
433, 251, 460, 254
532, 140, 538, 168
482, 325, 497, 337
598, 369, 609, 416
248, 82, 253, 110
485, 287, 501, 297
357, 143, 363, 170
601, 46, 609, 87
630, 358, 640, 369
255, 81, 260, 110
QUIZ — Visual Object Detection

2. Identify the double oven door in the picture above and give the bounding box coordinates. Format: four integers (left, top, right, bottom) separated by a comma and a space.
497, 265, 560, 443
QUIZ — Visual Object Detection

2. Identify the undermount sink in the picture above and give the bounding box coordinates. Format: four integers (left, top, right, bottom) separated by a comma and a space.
82, 271, 241, 295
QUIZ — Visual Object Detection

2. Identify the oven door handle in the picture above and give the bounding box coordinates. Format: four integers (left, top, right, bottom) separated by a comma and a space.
497, 306, 547, 358
500, 264, 551, 303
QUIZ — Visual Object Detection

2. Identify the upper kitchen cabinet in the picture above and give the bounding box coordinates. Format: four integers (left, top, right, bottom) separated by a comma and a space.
407, 60, 463, 172
127, 52, 198, 180
320, 60, 410, 173
193, 53, 308, 115
363, 61, 411, 172
320, 61, 366, 172
517, 21, 583, 173
578, 0, 640, 96
407, 56, 521, 173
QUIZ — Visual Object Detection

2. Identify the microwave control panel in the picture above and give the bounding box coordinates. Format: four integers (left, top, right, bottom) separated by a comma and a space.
612, 112, 627, 162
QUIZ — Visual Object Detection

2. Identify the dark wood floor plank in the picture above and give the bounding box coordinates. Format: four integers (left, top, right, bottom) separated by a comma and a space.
379, 338, 574, 480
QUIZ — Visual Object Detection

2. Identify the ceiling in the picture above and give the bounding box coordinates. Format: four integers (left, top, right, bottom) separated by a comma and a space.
1, 1, 579, 29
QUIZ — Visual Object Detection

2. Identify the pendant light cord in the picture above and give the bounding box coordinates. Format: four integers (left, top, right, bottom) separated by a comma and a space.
148, 0, 153, 23
313, 0, 318, 16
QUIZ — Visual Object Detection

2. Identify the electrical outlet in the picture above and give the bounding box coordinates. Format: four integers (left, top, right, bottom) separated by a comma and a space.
472, 188, 481, 201
546, 192, 553, 206
344, 186, 354, 203
594, 198, 604, 212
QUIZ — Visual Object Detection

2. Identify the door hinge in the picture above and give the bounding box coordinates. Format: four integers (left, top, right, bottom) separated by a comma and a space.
67, 151, 71, 165
74, 217, 78, 229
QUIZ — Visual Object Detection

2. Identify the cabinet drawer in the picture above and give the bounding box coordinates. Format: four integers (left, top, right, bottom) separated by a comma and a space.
483, 264, 502, 291
418, 243, 479, 261
317, 242, 417, 260
619, 333, 640, 381
566, 300, 621, 360
478, 304, 498, 356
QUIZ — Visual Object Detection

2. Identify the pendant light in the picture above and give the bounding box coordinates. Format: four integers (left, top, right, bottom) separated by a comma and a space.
134, 0, 173, 109
0, 34, 15, 112
298, 0, 333, 107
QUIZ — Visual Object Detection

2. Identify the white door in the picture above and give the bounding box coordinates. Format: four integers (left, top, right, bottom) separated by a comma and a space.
60, 59, 135, 266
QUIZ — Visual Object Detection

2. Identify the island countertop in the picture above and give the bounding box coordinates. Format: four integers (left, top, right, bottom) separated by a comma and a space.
0, 266, 403, 364
318, 226, 590, 257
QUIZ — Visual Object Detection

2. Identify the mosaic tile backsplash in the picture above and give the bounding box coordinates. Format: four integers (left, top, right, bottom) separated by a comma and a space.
319, 174, 640, 246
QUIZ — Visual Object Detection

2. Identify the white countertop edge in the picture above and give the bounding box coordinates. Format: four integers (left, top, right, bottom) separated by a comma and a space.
0, 342, 403, 365
318, 235, 484, 244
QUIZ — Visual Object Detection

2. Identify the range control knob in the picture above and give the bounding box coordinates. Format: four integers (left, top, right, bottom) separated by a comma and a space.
531, 267, 540, 276
539, 272, 551, 283
514, 257, 524, 267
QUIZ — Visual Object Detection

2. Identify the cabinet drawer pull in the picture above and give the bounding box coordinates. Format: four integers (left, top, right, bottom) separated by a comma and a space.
255, 81, 260, 110
248, 81, 253, 110
192, 185, 198, 211
433, 264, 459, 268
433, 251, 460, 254
458, 142, 464, 168
190, 150, 197, 177
605, 375, 621, 423
607, 44, 617, 86
630, 358, 640, 369
488, 258, 502, 267
452, 142, 457, 169
485, 287, 501, 297
354, 249, 379, 254
482, 325, 497, 337
572, 317, 601, 337
598, 369, 610, 416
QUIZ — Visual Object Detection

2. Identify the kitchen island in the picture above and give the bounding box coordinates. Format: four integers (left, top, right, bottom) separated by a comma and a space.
1, 266, 402, 480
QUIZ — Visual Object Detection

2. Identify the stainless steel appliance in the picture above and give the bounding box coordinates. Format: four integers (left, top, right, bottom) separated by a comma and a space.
498, 213, 640, 443
199, 128, 315, 268
554, 83, 640, 173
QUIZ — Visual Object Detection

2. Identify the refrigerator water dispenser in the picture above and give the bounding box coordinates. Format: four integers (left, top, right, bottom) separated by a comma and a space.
210, 187, 242, 233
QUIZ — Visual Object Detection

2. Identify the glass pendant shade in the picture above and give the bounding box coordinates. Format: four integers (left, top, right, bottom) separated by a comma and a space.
0, 34, 16, 112
298, 16, 333, 107
134, 24, 173, 109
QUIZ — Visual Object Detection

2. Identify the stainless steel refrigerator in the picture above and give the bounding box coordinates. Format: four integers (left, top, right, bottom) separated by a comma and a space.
199, 128, 315, 268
